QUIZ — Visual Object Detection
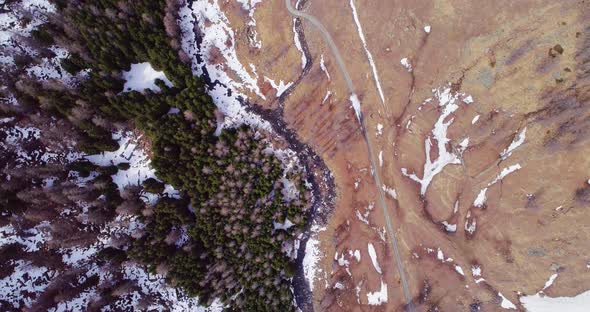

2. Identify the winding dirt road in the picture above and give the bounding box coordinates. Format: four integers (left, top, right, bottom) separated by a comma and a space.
285, 0, 414, 309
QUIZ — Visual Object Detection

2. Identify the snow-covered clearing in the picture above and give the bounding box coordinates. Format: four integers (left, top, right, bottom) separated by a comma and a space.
85, 131, 179, 199
0, 260, 57, 309
0, 222, 51, 252
473, 188, 488, 208
122, 62, 173, 93
26, 46, 83, 85
349, 0, 385, 104
123, 263, 224, 312
1, 123, 82, 167
434, 247, 453, 263
0, 0, 56, 65
1, 2, 89, 86
49, 288, 98, 312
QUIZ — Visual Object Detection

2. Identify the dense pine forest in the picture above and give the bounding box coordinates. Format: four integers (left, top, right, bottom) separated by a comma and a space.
1, 0, 313, 310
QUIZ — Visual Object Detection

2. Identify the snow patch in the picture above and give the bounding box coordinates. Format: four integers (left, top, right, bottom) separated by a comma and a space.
500, 127, 527, 160
473, 164, 521, 207
350, 249, 361, 262
264, 76, 293, 97
472, 265, 482, 277
292, 17, 307, 69
401, 87, 473, 195
543, 273, 558, 290
60, 244, 98, 267
400, 58, 412, 72
442, 221, 457, 232
303, 224, 326, 292
376, 123, 383, 136
367, 279, 388, 305
492, 164, 522, 184
320, 54, 331, 80
0, 221, 51, 252
335, 251, 352, 276
273, 218, 295, 231
382, 184, 397, 199
499, 292, 517, 309
465, 215, 477, 235
349, 0, 385, 104
455, 265, 465, 276
473, 188, 488, 208
355, 202, 374, 225
333, 282, 345, 290
122, 62, 173, 93
350, 93, 362, 122
367, 243, 382, 274
322, 90, 332, 104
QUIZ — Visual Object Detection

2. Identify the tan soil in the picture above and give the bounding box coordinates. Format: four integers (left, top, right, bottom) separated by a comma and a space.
216, 0, 589, 311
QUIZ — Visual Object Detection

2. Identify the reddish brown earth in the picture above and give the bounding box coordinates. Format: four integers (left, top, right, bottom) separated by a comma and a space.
213, 0, 589, 310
